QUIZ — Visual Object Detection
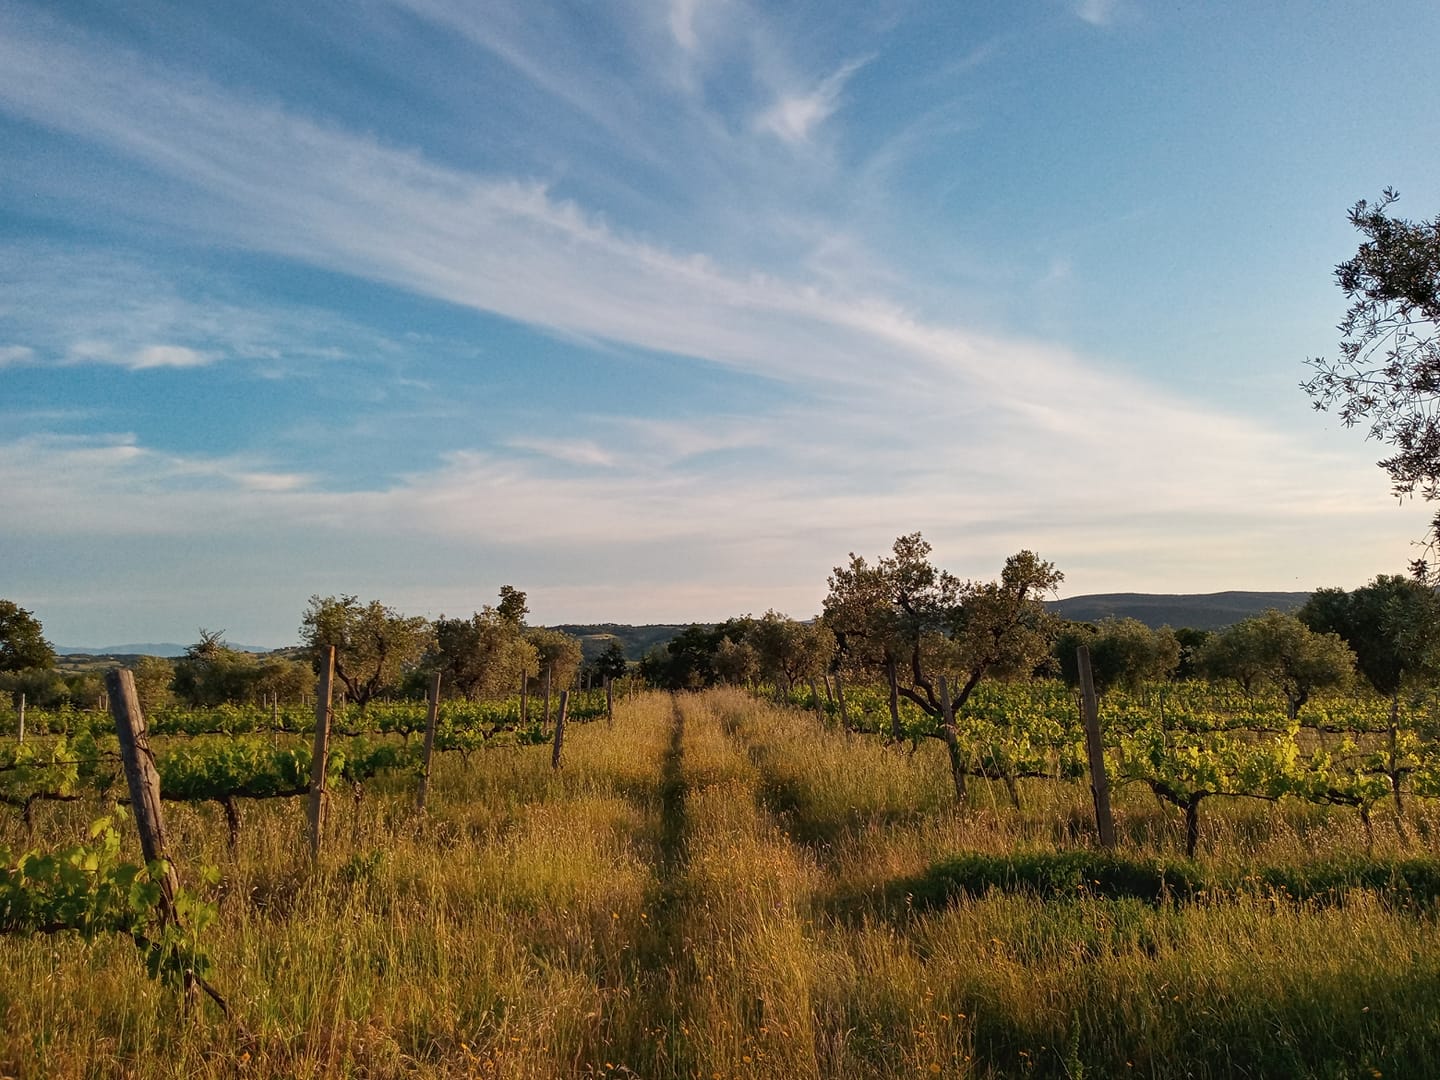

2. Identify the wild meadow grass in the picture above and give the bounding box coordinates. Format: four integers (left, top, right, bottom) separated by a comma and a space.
3, 687, 1440, 1077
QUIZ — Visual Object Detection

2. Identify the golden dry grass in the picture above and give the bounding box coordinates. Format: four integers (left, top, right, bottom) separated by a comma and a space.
2, 688, 1439, 1078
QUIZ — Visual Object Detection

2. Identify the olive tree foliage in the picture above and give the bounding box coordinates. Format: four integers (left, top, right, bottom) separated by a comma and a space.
301, 595, 433, 707
429, 607, 536, 701
524, 626, 584, 693
592, 640, 630, 682
1299, 576, 1440, 701
823, 534, 1062, 739
712, 636, 759, 687
1054, 618, 1181, 695
747, 611, 836, 696
1199, 611, 1355, 720
173, 629, 313, 707
0, 600, 55, 674
1301, 189, 1440, 564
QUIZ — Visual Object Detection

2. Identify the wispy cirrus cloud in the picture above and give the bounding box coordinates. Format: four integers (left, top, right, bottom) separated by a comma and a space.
1074, 0, 1123, 27
755, 58, 869, 144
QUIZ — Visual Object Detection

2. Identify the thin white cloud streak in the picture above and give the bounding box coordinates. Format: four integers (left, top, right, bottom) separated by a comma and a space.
0, 345, 34, 366
63, 341, 215, 370
755, 58, 869, 144
1074, 0, 1121, 27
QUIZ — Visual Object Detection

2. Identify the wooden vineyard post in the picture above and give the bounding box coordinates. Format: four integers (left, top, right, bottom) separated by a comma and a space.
605, 677, 614, 728
107, 669, 181, 913
1076, 645, 1116, 849
417, 671, 442, 812
107, 668, 234, 1015
307, 646, 335, 859
16, 693, 24, 744
937, 675, 967, 803
551, 689, 569, 770
809, 677, 824, 723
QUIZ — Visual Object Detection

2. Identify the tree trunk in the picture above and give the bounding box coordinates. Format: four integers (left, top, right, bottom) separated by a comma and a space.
885, 660, 902, 742
938, 675, 967, 803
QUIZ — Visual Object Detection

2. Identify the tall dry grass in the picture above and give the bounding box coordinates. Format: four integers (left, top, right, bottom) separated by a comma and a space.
1, 688, 1438, 1078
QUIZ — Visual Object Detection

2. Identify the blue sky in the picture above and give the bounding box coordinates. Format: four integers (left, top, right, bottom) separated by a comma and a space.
2, 0, 1438, 647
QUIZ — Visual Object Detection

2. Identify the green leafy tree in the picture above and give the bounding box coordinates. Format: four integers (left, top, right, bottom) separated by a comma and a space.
712, 636, 759, 687
593, 640, 629, 682
524, 627, 584, 698
172, 630, 299, 707
1299, 576, 1440, 700
300, 596, 433, 707
1055, 618, 1181, 695
131, 656, 175, 713
1301, 189, 1440, 562
496, 585, 529, 627
747, 611, 836, 697
430, 607, 534, 700
825, 535, 1062, 740
1199, 611, 1355, 719
0, 601, 55, 674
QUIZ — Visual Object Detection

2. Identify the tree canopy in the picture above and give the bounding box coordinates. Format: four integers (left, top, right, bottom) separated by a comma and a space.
0, 600, 55, 673
1299, 575, 1440, 700
1302, 189, 1440, 562
301, 595, 433, 707
1198, 610, 1354, 719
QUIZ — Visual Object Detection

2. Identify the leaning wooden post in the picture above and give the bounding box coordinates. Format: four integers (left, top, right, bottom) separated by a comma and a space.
938, 675, 968, 802
551, 689, 569, 770
1076, 645, 1116, 849
107, 670, 181, 913
809, 676, 825, 723
605, 677, 614, 728
417, 671, 442, 812
307, 646, 335, 859
16, 693, 24, 744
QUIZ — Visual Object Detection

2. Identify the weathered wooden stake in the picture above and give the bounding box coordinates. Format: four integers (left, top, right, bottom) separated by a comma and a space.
809, 676, 825, 722
417, 671, 442, 812
307, 646, 335, 859
834, 671, 850, 731
938, 675, 967, 802
107, 669, 180, 912
551, 689, 569, 770
16, 693, 24, 744
1076, 645, 1116, 849
605, 677, 614, 728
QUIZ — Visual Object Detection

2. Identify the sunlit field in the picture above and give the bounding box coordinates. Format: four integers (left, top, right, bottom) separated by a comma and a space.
4, 688, 1440, 1078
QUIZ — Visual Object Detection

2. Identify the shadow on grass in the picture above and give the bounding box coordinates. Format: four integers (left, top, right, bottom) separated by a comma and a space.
820, 849, 1440, 924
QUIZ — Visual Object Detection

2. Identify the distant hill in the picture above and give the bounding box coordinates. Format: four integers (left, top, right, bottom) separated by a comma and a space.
550, 624, 691, 662
1046, 592, 1310, 631
55, 643, 270, 658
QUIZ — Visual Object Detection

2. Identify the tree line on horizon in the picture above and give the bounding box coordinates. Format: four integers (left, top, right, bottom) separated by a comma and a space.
3, 541, 1440, 723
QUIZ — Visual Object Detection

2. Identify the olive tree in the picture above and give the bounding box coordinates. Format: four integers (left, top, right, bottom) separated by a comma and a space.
301, 595, 433, 708
1199, 610, 1354, 719
1302, 189, 1440, 562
